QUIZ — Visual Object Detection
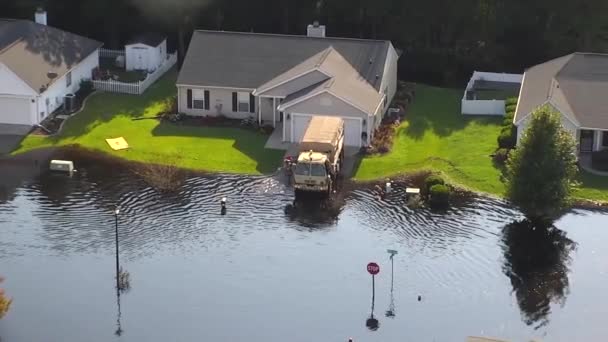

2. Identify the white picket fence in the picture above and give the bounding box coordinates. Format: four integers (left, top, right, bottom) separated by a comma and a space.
92, 53, 177, 95
99, 48, 125, 59
461, 71, 523, 116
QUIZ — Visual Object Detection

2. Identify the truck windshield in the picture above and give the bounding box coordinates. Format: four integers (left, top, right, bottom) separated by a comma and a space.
294, 163, 327, 177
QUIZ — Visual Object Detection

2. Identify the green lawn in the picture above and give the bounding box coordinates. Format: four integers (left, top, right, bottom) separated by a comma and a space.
13, 70, 283, 174
354, 85, 608, 202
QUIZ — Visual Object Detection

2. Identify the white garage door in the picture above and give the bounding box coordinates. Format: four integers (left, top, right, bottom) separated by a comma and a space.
291, 114, 312, 143
291, 114, 362, 147
0, 97, 33, 125
343, 117, 362, 147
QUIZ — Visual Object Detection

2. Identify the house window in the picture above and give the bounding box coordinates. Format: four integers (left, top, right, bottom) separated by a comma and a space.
237, 92, 250, 112
66, 71, 72, 87
192, 89, 205, 109
603, 131, 608, 147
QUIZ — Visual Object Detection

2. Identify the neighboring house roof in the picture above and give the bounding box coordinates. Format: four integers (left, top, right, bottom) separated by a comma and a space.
0, 19, 102, 94
177, 30, 391, 92
127, 32, 166, 47
515, 52, 608, 128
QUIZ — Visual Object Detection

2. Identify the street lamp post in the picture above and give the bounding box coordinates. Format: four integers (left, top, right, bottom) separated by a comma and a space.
114, 207, 120, 291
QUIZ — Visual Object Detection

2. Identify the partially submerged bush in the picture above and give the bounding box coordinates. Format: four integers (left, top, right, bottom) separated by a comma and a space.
429, 184, 451, 207
0, 277, 11, 319
131, 160, 186, 192
424, 174, 445, 191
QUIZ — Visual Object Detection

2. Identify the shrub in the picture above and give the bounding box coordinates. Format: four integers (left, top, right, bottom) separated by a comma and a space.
591, 150, 608, 171
498, 127, 516, 149
370, 122, 397, 154
505, 97, 518, 106
79, 79, 94, 94
0, 277, 11, 319
503, 112, 514, 126
425, 174, 445, 191
429, 184, 450, 207
493, 148, 510, 165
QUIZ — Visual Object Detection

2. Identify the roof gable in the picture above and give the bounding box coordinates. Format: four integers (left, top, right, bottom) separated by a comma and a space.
0, 19, 102, 93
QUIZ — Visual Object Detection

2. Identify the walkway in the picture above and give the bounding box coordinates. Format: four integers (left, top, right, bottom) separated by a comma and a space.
264, 123, 291, 150
0, 124, 31, 155
579, 153, 608, 176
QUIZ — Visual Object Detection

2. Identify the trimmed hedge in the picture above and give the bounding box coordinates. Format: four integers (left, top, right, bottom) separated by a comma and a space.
425, 174, 445, 191
429, 184, 450, 207
498, 127, 516, 149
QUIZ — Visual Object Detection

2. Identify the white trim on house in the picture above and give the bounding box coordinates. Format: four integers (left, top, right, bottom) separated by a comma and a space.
252, 68, 331, 96
278, 89, 373, 116
514, 100, 550, 125
176, 84, 255, 91
512, 72, 526, 124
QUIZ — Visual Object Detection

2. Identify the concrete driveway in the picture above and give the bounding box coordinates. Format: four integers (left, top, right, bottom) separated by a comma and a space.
0, 124, 32, 155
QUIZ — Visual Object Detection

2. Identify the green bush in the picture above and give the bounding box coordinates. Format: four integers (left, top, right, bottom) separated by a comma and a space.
429, 184, 450, 207
492, 148, 510, 165
425, 174, 445, 191
498, 127, 516, 149
505, 97, 518, 106
503, 116, 514, 128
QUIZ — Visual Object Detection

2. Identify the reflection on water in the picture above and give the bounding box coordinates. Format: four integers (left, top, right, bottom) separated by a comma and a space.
1, 148, 608, 341
502, 221, 576, 329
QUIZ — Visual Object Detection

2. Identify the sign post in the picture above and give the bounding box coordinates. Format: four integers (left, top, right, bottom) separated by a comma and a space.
367, 262, 380, 300
366, 262, 380, 331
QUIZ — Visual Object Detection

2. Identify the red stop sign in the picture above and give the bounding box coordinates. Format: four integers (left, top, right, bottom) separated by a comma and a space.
367, 262, 380, 275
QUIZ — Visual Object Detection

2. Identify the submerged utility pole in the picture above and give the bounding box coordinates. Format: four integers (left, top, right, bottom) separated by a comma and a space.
114, 207, 120, 291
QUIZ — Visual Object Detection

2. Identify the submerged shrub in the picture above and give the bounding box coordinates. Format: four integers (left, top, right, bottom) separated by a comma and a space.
425, 174, 445, 191
429, 184, 450, 207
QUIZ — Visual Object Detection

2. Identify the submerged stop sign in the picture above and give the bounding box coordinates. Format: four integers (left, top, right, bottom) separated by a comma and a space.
367, 262, 380, 275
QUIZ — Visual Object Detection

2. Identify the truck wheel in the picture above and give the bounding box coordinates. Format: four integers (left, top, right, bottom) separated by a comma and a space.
294, 189, 303, 199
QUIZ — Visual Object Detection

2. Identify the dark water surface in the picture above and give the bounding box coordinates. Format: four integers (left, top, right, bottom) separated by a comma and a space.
1, 149, 607, 342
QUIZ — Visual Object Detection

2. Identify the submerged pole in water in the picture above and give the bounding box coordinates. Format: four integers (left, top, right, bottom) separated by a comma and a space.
114, 207, 120, 291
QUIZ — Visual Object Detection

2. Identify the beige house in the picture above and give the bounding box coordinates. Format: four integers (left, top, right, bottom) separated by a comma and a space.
176, 25, 399, 147
514, 52, 608, 153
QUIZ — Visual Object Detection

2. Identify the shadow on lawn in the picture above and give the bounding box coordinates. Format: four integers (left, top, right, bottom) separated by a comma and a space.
401, 86, 502, 140
151, 122, 283, 174
42, 70, 178, 142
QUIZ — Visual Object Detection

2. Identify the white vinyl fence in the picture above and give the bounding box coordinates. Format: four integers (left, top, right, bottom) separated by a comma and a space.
99, 48, 125, 59
461, 71, 523, 116
92, 53, 177, 95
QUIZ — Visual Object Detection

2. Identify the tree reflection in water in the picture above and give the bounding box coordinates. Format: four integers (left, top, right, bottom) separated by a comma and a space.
502, 220, 577, 329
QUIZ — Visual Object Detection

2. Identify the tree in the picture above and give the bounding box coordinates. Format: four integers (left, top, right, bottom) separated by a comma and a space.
506, 106, 578, 224
0, 277, 11, 319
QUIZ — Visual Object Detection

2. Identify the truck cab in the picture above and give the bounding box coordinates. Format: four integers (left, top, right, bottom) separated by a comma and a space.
291, 116, 345, 198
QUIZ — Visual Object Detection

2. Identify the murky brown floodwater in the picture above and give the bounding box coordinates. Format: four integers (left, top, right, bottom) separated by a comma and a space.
0, 148, 607, 342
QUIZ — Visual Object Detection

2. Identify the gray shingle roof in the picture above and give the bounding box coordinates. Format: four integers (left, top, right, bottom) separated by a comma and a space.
515, 52, 608, 128
177, 30, 390, 92
0, 19, 102, 94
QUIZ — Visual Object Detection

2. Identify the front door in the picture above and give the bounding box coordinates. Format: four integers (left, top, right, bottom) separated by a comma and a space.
580, 130, 594, 152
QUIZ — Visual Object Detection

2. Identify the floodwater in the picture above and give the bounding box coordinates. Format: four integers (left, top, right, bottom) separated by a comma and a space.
0, 149, 607, 342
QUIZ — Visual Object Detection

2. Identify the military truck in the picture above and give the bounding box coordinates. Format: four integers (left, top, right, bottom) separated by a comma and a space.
292, 116, 345, 198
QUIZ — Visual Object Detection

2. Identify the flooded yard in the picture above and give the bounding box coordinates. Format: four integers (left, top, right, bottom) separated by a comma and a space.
0, 149, 607, 341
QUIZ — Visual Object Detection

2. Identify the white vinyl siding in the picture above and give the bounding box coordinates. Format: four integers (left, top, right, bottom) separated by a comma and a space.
192, 89, 205, 109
